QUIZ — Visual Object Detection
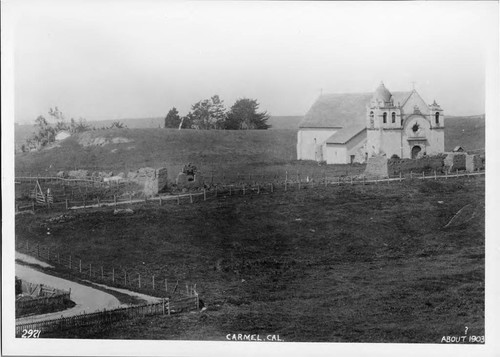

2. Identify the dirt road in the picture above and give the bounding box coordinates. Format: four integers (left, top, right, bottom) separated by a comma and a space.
16, 263, 124, 324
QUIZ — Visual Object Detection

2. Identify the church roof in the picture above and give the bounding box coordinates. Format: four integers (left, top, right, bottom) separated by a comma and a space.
391, 91, 412, 107
373, 82, 392, 102
325, 124, 366, 144
299, 93, 373, 128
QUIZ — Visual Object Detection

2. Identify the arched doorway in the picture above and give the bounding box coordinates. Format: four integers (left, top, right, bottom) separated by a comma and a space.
411, 145, 422, 159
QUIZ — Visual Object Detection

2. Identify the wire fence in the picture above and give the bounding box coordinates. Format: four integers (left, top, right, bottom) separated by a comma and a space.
16, 241, 198, 300
15, 169, 485, 213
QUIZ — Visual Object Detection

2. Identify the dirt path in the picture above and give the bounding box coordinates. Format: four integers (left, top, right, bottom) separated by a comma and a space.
16, 263, 124, 324
15, 254, 162, 324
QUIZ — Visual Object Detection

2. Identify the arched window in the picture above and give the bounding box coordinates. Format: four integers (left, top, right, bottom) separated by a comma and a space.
392, 112, 396, 123
369, 111, 374, 128
383, 112, 387, 124
435, 112, 440, 124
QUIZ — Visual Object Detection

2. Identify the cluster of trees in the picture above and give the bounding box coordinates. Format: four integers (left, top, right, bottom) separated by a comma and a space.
164, 96, 270, 130
21, 107, 126, 152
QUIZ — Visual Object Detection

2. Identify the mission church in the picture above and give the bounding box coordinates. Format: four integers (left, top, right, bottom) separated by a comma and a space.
297, 82, 445, 164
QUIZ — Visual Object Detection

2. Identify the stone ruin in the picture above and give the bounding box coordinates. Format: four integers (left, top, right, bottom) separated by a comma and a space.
176, 163, 201, 189
127, 167, 168, 196
365, 151, 483, 178
364, 154, 389, 178
444, 152, 483, 172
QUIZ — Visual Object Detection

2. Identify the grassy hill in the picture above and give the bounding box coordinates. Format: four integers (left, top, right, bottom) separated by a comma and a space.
14, 114, 485, 177
15, 129, 300, 178
444, 115, 485, 153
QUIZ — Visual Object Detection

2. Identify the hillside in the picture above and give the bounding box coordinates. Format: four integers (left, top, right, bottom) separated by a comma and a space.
15, 129, 299, 178
14, 114, 485, 177
444, 115, 485, 153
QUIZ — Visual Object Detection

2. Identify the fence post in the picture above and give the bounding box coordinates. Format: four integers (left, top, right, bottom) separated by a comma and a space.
162, 298, 165, 315
177, 195, 180, 205
159, 197, 162, 206
112, 267, 115, 283
114, 195, 117, 207
190, 193, 193, 204
168, 299, 171, 316
434, 170, 437, 180
399, 172, 402, 183
422, 171, 425, 179
410, 171, 413, 180
165, 279, 168, 293
69, 255, 72, 269
186, 283, 189, 295
285, 171, 288, 182
97, 197, 100, 208
152, 275, 155, 290
285, 181, 287, 191
270, 183, 273, 193
138, 274, 141, 288
203, 189, 206, 201
79, 259, 82, 273
257, 184, 260, 194
350, 176, 353, 185
65, 199, 68, 210
456, 169, 459, 176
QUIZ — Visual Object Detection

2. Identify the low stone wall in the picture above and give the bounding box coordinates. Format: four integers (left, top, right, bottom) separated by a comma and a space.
176, 173, 201, 189
388, 154, 446, 176
364, 155, 389, 178
444, 153, 466, 172
127, 167, 168, 196
465, 154, 483, 172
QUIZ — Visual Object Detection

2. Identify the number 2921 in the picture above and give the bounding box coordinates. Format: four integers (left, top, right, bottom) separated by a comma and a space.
21, 329, 41, 338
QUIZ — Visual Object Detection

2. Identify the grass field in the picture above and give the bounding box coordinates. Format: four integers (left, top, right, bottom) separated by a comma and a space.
14, 114, 485, 179
16, 177, 485, 342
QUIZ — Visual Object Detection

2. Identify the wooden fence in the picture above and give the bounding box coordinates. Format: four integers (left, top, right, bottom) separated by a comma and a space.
16, 241, 197, 300
15, 295, 199, 337
17, 280, 71, 310
15, 169, 485, 213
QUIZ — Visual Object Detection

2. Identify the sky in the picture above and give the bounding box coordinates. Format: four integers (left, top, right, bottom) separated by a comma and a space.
9, 0, 499, 123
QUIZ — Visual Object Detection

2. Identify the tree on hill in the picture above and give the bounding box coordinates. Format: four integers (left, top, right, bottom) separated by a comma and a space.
164, 107, 181, 128
225, 98, 271, 130
189, 95, 227, 130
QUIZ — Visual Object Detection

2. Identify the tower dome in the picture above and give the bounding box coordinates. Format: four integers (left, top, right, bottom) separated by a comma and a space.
373, 81, 392, 103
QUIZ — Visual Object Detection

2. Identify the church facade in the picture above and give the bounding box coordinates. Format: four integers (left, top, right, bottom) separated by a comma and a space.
297, 82, 445, 164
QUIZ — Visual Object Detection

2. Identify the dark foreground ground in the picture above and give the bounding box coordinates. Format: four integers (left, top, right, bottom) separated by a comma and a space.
15, 177, 485, 342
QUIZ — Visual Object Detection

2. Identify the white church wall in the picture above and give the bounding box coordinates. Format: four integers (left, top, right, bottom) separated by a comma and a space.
346, 131, 368, 163
402, 115, 432, 158
324, 145, 347, 164
380, 130, 403, 158
297, 129, 337, 161
426, 129, 445, 155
